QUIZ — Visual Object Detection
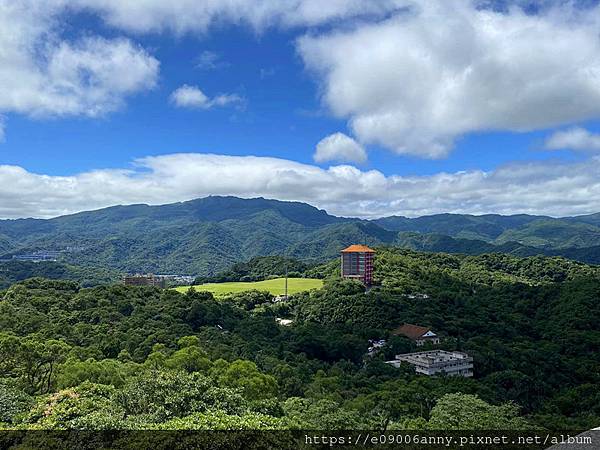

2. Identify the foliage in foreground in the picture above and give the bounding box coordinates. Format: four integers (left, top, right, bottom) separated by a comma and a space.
0, 249, 599, 430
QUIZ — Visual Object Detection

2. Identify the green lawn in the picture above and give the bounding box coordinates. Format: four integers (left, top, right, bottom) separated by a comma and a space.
174, 277, 323, 297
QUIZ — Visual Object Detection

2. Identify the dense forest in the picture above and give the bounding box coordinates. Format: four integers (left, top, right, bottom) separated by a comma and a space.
3, 196, 600, 275
1, 248, 598, 432
0, 261, 120, 290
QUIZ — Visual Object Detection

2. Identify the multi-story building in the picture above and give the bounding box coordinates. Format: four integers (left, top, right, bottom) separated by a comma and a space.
123, 274, 165, 288
341, 245, 375, 285
386, 350, 473, 377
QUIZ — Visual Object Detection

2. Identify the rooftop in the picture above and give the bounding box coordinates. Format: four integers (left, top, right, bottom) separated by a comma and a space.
341, 244, 375, 253
396, 350, 471, 365
393, 323, 431, 340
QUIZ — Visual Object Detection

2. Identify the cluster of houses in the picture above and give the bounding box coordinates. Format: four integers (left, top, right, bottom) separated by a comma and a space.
8, 250, 62, 262
388, 323, 473, 377
366, 322, 473, 378
123, 273, 195, 287
2, 246, 86, 263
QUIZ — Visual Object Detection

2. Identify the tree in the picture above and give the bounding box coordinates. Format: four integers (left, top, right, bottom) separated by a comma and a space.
21, 382, 123, 429
426, 393, 530, 430
56, 358, 137, 389
3, 337, 71, 394
164, 337, 211, 373
217, 360, 278, 401
283, 397, 368, 429
116, 371, 245, 422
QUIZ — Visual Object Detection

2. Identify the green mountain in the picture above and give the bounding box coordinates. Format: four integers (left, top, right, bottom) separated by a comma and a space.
494, 219, 600, 249
2, 196, 600, 275
393, 232, 600, 265
0, 197, 363, 275
564, 212, 600, 227
373, 213, 543, 241
375, 212, 600, 253
396, 232, 491, 252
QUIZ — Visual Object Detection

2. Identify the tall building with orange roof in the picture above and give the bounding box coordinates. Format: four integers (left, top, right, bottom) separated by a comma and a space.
341, 244, 375, 285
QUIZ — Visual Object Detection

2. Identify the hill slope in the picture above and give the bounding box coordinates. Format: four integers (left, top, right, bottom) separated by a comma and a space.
0, 261, 119, 289
3, 249, 600, 430
2, 196, 600, 275
0, 197, 366, 275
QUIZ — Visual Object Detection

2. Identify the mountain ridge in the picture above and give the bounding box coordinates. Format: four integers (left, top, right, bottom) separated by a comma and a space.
1, 196, 600, 274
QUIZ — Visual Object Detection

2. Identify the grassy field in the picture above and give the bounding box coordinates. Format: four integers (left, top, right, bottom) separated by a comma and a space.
174, 277, 323, 297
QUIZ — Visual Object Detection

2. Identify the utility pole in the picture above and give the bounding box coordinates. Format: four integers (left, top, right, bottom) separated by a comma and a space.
281, 252, 317, 300
280, 250, 289, 300
285, 261, 288, 300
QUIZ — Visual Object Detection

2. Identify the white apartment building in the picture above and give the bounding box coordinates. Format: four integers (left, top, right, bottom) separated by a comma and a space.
386, 350, 473, 377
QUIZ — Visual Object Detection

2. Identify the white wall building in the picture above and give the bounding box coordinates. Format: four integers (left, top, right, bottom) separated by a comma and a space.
386, 350, 473, 377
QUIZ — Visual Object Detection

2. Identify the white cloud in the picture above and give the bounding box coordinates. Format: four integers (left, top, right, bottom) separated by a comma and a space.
170, 85, 210, 108
314, 132, 367, 163
0, 117, 5, 143
210, 94, 245, 108
9, 0, 600, 159
73, 0, 403, 34
298, 1, 600, 158
2, 152, 600, 219
0, 1, 159, 126
544, 127, 600, 152
170, 85, 244, 109
195, 50, 229, 70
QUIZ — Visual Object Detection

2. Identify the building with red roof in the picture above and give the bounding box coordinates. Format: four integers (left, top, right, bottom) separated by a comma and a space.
393, 323, 440, 346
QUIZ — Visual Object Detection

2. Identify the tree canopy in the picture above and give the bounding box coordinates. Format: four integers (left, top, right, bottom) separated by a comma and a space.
0, 248, 598, 431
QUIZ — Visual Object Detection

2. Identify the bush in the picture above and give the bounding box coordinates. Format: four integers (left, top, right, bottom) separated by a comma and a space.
0, 381, 34, 424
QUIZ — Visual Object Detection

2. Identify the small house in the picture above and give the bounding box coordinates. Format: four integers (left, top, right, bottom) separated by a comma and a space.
392, 323, 440, 346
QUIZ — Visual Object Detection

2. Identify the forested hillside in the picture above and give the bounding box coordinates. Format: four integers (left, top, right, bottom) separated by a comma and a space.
3, 196, 600, 275
0, 261, 120, 289
1, 249, 598, 432
0, 197, 355, 275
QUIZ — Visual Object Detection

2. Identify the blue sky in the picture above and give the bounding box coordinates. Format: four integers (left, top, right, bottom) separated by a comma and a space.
2, 26, 333, 173
2, 15, 589, 177
2, 0, 600, 219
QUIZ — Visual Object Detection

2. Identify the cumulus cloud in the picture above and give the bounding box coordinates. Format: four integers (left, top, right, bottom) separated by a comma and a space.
170, 85, 210, 108
2, 152, 600, 219
314, 132, 367, 163
0, 1, 158, 126
298, 1, 600, 158
72, 0, 404, 33
9, 0, 600, 159
544, 127, 600, 152
170, 85, 244, 109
